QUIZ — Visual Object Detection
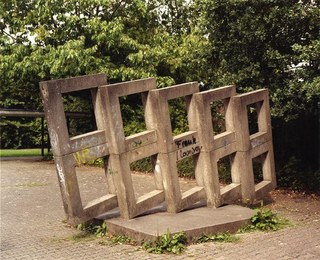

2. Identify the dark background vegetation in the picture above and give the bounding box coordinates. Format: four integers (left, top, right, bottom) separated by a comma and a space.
1, 0, 319, 192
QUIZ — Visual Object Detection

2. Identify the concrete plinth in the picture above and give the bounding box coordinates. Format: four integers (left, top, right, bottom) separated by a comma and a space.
106, 205, 254, 242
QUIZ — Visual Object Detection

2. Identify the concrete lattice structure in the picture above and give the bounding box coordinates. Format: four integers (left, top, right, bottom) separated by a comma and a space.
40, 74, 276, 225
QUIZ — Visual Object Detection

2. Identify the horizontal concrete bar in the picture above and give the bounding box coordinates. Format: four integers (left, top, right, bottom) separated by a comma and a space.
40, 74, 107, 94
255, 180, 273, 200
72, 143, 109, 166
220, 183, 241, 205
234, 89, 267, 106
82, 194, 119, 223
213, 131, 236, 151
128, 142, 158, 163
249, 131, 272, 149
0, 110, 91, 118
69, 130, 108, 153
104, 78, 156, 97
181, 186, 206, 210
125, 130, 157, 151
155, 82, 199, 100
196, 85, 236, 103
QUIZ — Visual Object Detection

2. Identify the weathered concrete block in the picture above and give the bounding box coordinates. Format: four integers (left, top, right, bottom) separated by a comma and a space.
146, 82, 199, 153
40, 74, 108, 157
106, 205, 254, 243
190, 85, 237, 152
54, 153, 118, 225
101, 78, 157, 154
232, 89, 272, 152
195, 151, 221, 207
40, 74, 276, 226
173, 131, 201, 161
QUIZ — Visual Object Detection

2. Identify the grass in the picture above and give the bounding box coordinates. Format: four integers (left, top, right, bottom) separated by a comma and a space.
143, 230, 187, 254
0, 148, 51, 157
195, 232, 240, 243
238, 208, 290, 232
3, 182, 50, 188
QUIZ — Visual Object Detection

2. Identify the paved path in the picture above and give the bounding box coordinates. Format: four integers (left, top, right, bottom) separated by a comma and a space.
1, 160, 320, 259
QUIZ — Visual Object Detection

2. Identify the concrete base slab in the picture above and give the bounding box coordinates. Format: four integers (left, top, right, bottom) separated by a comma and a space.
106, 205, 254, 242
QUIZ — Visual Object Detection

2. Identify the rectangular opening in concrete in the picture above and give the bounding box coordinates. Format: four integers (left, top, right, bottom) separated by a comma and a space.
130, 155, 161, 201
62, 89, 97, 137
168, 97, 189, 136
177, 156, 195, 179
247, 103, 260, 135
210, 100, 226, 135
74, 161, 110, 207
130, 155, 155, 173
252, 153, 266, 184
119, 93, 147, 137
176, 153, 206, 210
218, 154, 232, 185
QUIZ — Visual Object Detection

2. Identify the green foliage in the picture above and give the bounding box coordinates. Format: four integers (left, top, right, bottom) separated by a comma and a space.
176, 157, 194, 178
239, 209, 289, 232
196, 232, 239, 243
198, 0, 320, 190
88, 157, 105, 168
93, 222, 107, 238
210, 100, 226, 134
217, 156, 232, 184
130, 157, 154, 173
1, 0, 319, 191
169, 97, 189, 136
120, 94, 147, 137
0, 117, 44, 149
0, 148, 50, 157
200, 0, 319, 120
1, 0, 208, 149
76, 221, 107, 238
277, 157, 320, 192
110, 234, 132, 245
143, 230, 187, 254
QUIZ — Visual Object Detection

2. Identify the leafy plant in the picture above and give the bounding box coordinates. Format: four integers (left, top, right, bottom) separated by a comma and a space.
217, 156, 232, 184
93, 222, 107, 238
196, 232, 239, 243
239, 209, 289, 232
110, 234, 132, 245
143, 230, 187, 254
177, 157, 195, 178
76, 221, 107, 238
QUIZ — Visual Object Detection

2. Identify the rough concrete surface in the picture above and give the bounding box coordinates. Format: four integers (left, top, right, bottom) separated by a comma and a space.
106, 205, 254, 242
1, 159, 320, 259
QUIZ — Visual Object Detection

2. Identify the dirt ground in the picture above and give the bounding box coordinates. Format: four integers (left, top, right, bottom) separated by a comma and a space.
266, 188, 320, 223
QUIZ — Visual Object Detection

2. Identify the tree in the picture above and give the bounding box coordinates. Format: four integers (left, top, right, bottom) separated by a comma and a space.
199, 0, 320, 190
199, 0, 319, 120
2, 0, 318, 191
0, 0, 208, 147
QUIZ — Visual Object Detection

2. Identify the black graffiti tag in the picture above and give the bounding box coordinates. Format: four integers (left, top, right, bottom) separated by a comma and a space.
177, 145, 201, 160
175, 135, 197, 149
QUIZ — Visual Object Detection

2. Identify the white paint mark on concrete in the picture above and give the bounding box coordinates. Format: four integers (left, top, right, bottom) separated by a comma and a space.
251, 138, 262, 148
56, 164, 65, 185
49, 129, 59, 150
155, 160, 161, 174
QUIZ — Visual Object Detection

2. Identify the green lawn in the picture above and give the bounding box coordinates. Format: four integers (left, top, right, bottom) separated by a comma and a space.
0, 149, 51, 157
